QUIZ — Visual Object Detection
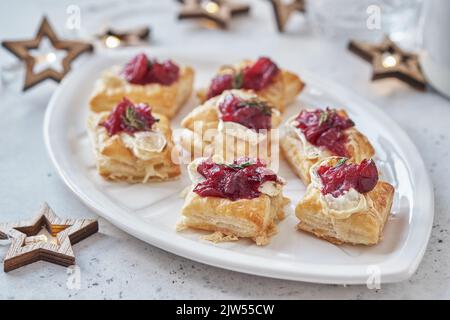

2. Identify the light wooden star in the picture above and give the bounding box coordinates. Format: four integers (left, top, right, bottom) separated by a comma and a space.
0, 203, 98, 272
177, 0, 250, 29
1, 16, 93, 91
348, 36, 427, 91
269, 0, 306, 32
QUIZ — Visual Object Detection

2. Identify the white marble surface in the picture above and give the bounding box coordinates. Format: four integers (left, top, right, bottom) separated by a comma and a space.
0, 0, 449, 299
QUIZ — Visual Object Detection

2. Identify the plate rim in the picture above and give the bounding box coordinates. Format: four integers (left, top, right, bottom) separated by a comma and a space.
43, 53, 434, 284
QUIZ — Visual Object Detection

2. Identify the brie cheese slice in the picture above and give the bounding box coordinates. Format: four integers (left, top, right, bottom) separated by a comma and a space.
310, 158, 368, 219
121, 131, 167, 160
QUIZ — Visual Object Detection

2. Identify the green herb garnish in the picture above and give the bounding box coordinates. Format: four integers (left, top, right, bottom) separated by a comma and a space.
121, 106, 158, 131
232, 71, 243, 89
224, 161, 253, 170
335, 157, 348, 167
238, 100, 272, 116
319, 110, 329, 125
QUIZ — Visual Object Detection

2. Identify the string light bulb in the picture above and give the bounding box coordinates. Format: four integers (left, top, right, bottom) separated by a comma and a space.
382, 53, 398, 68
104, 35, 121, 49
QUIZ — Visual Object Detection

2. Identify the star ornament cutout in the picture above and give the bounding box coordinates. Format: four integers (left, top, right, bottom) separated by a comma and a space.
348, 36, 427, 91
269, 0, 306, 32
177, 0, 250, 29
1, 16, 93, 91
0, 203, 98, 273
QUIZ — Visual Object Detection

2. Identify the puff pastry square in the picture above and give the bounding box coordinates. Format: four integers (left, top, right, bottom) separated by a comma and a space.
179, 157, 289, 245
198, 59, 304, 113
181, 190, 288, 246
87, 110, 180, 183
89, 64, 194, 118
281, 109, 375, 185
180, 90, 282, 163
295, 158, 394, 246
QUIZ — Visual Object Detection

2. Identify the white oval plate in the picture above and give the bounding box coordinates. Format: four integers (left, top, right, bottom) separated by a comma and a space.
44, 51, 434, 284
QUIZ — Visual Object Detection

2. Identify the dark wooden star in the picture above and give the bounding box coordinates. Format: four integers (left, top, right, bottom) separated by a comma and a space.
177, 0, 250, 15
177, 0, 250, 29
97, 26, 151, 48
0, 203, 98, 273
348, 36, 427, 91
269, 0, 306, 32
1, 16, 93, 91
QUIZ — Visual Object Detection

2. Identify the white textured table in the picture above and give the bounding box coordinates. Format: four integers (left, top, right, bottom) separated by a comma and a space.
0, 0, 449, 299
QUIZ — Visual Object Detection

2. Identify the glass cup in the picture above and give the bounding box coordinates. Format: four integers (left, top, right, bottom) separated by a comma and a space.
308, 0, 423, 46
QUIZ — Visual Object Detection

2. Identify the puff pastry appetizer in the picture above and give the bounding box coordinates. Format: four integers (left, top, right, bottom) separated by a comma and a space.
198, 57, 304, 113
89, 53, 194, 118
296, 157, 394, 245
87, 97, 180, 182
281, 107, 374, 184
180, 90, 281, 163
180, 157, 289, 245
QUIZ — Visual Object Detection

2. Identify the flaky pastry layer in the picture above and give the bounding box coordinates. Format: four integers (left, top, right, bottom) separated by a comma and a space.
87, 112, 180, 183
295, 181, 394, 245
180, 191, 289, 245
89, 65, 194, 118
281, 110, 375, 185
180, 90, 282, 163
197, 60, 304, 112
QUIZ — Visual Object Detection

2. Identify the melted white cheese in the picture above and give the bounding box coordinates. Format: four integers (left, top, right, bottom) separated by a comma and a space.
217, 120, 265, 145
310, 157, 368, 219
121, 131, 167, 160
187, 157, 208, 184
217, 89, 258, 104
285, 115, 327, 159
323, 188, 368, 219
258, 180, 283, 197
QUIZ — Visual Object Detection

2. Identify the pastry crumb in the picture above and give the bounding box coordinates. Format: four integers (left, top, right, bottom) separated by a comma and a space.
202, 231, 239, 243
175, 221, 188, 232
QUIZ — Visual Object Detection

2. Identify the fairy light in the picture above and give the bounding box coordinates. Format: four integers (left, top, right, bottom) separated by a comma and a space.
46, 52, 56, 63
104, 35, 121, 48
203, 1, 220, 14
382, 54, 398, 68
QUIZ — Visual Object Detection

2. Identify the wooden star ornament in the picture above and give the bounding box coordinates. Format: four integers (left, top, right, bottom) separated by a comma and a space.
0, 203, 98, 272
348, 36, 427, 91
1, 16, 93, 91
269, 0, 306, 32
177, 0, 250, 29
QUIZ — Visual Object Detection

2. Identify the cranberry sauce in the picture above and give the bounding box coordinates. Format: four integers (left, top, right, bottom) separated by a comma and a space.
295, 108, 355, 157
317, 159, 379, 198
193, 158, 278, 201
121, 53, 179, 86
206, 57, 279, 99
218, 94, 272, 131
101, 97, 158, 136
242, 56, 279, 90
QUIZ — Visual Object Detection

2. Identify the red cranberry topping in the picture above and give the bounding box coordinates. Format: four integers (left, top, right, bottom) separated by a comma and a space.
121, 53, 179, 86
317, 159, 379, 198
242, 57, 279, 91
193, 158, 278, 201
206, 57, 279, 99
218, 94, 272, 131
295, 108, 355, 157
121, 53, 148, 84
206, 74, 235, 99
101, 97, 158, 136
